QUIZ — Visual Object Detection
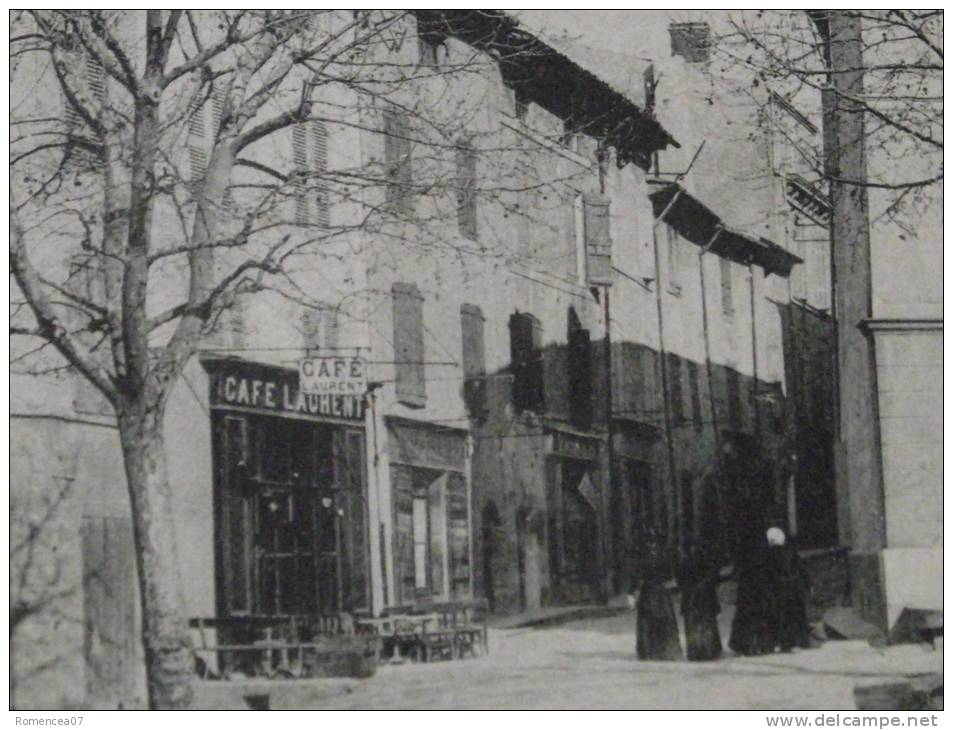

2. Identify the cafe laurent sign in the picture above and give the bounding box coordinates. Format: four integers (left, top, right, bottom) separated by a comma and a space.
299, 356, 367, 397
205, 358, 365, 421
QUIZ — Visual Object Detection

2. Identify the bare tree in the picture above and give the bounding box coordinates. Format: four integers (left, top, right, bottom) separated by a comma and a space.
713, 9, 941, 232
10, 9, 602, 707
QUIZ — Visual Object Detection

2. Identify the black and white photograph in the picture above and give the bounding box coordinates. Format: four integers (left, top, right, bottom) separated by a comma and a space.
8, 8, 943, 714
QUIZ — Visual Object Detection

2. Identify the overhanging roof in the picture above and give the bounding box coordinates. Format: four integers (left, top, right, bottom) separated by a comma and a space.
412, 10, 679, 170
648, 182, 802, 278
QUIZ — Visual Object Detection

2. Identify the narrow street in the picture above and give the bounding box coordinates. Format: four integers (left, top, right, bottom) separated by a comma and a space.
196, 612, 942, 710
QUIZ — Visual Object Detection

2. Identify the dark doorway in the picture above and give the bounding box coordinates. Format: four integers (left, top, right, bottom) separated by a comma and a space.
481, 501, 502, 612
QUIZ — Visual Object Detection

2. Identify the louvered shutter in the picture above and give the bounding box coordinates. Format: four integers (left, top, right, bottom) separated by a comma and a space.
583, 193, 612, 286
210, 89, 232, 208
310, 120, 329, 228
301, 308, 321, 354
455, 144, 477, 239
384, 110, 413, 214
447, 473, 470, 600
292, 123, 309, 225
227, 296, 247, 351
392, 282, 426, 408
460, 304, 486, 419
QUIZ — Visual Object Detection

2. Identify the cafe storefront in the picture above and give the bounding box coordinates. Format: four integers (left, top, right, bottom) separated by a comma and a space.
202, 357, 371, 621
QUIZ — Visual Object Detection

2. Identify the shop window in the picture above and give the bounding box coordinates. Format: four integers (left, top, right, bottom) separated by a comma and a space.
567, 307, 592, 429
384, 109, 413, 215
688, 360, 703, 431
509, 311, 544, 413
668, 352, 684, 424
392, 282, 426, 408
455, 142, 478, 240
392, 465, 447, 603
460, 304, 486, 419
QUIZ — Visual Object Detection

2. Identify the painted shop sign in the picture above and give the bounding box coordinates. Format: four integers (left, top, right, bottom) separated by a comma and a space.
550, 429, 602, 462
299, 356, 367, 396
204, 357, 365, 421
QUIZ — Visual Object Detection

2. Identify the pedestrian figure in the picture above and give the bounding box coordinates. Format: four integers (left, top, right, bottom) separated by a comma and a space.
677, 538, 723, 661
728, 524, 773, 656
634, 530, 682, 661
767, 527, 810, 652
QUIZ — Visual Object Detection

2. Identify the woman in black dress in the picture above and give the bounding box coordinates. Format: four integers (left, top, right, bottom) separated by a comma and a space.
635, 530, 682, 661
677, 538, 723, 661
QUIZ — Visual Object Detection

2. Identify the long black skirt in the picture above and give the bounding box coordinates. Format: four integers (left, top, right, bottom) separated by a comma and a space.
636, 582, 682, 661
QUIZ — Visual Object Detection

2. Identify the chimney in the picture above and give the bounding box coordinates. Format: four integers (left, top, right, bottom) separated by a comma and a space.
669, 22, 711, 63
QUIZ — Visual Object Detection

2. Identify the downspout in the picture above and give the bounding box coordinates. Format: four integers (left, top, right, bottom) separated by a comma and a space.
748, 262, 761, 438
698, 229, 723, 467
650, 190, 683, 552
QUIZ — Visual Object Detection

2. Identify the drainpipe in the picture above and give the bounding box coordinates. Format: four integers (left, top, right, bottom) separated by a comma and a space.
698, 229, 723, 467
748, 262, 761, 438
650, 190, 683, 552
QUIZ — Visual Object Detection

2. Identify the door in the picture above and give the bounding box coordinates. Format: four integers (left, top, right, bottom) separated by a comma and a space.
256, 489, 320, 616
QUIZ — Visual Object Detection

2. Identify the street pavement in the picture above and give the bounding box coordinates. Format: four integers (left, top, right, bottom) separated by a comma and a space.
195, 610, 942, 710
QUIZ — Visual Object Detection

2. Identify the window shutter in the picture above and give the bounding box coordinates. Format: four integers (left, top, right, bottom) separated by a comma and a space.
447, 472, 470, 600
301, 309, 321, 353
720, 257, 734, 314
310, 120, 329, 228
392, 282, 426, 408
292, 124, 309, 225
509, 311, 544, 413
583, 193, 612, 286
568, 312, 593, 429
86, 57, 106, 105
391, 466, 416, 604
227, 296, 247, 351
384, 110, 413, 214
460, 304, 486, 419
428, 476, 446, 597
455, 144, 478, 240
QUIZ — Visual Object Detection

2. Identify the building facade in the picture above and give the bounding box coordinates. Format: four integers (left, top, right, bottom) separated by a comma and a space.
12, 10, 828, 708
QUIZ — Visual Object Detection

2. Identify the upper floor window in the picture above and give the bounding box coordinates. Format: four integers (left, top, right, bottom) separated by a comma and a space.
509, 311, 544, 414
384, 110, 414, 215
392, 282, 426, 408
291, 120, 330, 227
455, 142, 478, 240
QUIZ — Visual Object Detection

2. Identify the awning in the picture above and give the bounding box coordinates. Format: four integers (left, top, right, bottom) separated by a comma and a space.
386, 416, 467, 473
648, 182, 803, 278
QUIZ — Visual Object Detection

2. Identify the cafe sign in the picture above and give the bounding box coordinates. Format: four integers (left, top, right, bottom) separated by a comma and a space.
299, 356, 367, 397
203, 357, 365, 422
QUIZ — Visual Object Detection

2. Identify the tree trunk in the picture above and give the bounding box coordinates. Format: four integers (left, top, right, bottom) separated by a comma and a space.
118, 402, 195, 709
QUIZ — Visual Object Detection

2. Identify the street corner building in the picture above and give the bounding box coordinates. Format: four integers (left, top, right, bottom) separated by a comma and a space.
9, 10, 937, 710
